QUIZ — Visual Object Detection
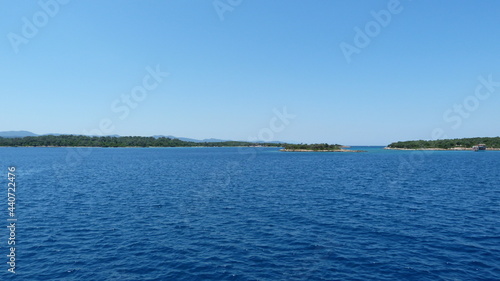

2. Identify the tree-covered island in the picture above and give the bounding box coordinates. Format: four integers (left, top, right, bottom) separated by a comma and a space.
387, 137, 500, 150
0, 135, 283, 148
0, 135, 364, 152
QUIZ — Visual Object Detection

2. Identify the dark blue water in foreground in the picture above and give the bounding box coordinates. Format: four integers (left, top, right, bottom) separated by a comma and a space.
1, 147, 499, 280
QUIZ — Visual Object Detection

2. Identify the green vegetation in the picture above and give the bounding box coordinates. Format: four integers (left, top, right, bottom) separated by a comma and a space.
0, 135, 283, 148
283, 143, 342, 151
388, 137, 500, 149
0, 135, 349, 152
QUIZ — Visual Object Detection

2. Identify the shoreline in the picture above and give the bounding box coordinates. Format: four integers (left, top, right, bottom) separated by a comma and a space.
384, 147, 500, 151
0, 145, 279, 148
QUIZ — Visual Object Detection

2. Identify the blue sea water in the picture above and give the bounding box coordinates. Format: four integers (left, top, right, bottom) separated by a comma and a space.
0, 147, 499, 280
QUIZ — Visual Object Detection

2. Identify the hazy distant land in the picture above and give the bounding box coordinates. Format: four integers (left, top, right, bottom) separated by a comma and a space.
2, 132, 499, 152
386, 137, 500, 150
0, 134, 283, 148
0, 134, 366, 152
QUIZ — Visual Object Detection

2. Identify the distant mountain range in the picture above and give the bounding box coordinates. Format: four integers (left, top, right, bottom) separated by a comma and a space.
0, 131, 38, 138
0, 131, 284, 143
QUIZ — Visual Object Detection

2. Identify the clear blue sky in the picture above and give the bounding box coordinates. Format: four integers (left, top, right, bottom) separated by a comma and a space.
1, 0, 499, 145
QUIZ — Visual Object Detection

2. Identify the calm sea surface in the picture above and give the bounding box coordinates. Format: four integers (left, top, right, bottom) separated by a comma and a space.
1, 147, 499, 280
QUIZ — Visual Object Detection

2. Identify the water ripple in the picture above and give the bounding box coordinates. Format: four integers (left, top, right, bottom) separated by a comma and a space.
0, 147, 498, 280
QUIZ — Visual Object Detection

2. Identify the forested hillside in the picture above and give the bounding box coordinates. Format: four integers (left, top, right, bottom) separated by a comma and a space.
388, 137, 500, 149
0, 135, 282, 148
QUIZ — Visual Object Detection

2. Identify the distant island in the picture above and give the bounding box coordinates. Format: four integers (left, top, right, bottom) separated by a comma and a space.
0, 134, 363, 152
386, 137, 500, 150
0, 135, 283, 148
281, 143, 366, 152
0, 130, 256, 143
